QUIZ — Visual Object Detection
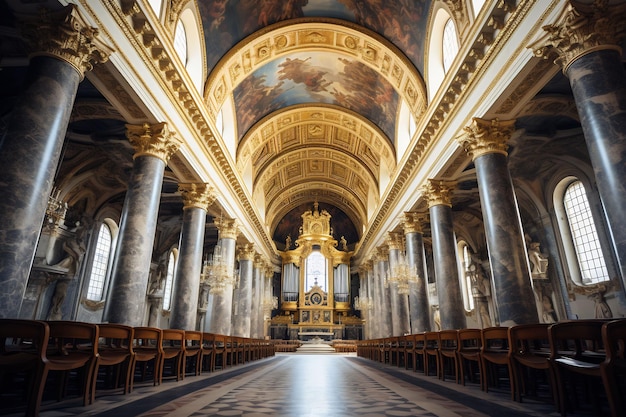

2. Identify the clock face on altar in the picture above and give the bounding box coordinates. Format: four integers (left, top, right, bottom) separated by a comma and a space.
311, 293, 322, 305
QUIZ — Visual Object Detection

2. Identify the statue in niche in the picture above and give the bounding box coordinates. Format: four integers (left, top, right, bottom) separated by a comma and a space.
590, 291, 613, 319
47, 279, 69, 320
50, 219, 89, 276
541, 295, 558, 323
340, 236, 348, 251
525, 234, 549, 279
479, 304, 492, 328
148, 263, 166, 295
285, 235, 292, 251
198, 285, 209, 310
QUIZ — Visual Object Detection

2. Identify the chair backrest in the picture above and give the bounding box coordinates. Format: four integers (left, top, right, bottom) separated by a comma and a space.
162, 329, 185, 347
0, 318, 49, 361
98, 323, 134, 353
47, 320, 99, 358
548, 320, 605, 361
425, 331, 439, 350
458, 329, 482, 352
481, 327, 509, 352
133, 327, 164, 355
602, 319, 626, 362
439, 330, 459, 351
508, 323, 550, 359
184, 330, 203, 351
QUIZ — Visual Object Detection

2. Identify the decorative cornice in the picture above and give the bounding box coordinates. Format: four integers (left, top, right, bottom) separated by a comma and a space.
215, 217, 239, 240
126, 122, 181, 163
166, 0, 187, 32
422, 180, 457, 208
402, 212, 428, 235
458, 118, 516, 160
237, 243, 256, 261
19, 5, 111, 79
532, 1, 626, 72
178, 183, 216, 211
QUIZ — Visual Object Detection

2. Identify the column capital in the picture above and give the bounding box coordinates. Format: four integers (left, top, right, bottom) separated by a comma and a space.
386, 232, 403, 251
402, 212, 428, 234
215, 216, 239, 240
264, 265, 275, 277
253, 254, 265, 269
532, 1, 626, 72
375, 245, 389, 261
422, 179, 457, 208
237, 243, 256, 261
19, 5, 111, 79
126, 123, 181, 163
458, 118, 515, 160
178, 183, 216, 211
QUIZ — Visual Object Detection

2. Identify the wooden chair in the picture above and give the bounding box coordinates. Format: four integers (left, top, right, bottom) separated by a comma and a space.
45, 321, 100, 406
0, 319, 50, 417
129, 326, 163, 392
410, 333, 426, 373
92, 323, 134, 400
439, 330, 460, 383
403, 334, 415, 370
549, 320, 607, 416
161, 329, 185, 382
389, 336, 401, 366
480, 326, 514, 399
508, 323, 555, 405
200, 332, 216, 373
457, 328, 482, 386
424, 331, 440, 377
601, 319, 626, 417
182, 330, 203, 377
213, 334, 227, 370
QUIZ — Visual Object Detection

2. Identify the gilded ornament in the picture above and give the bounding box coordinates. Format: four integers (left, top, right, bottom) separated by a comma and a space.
178, 183, 216, 210
126, 122, 181, 162
458, 118, 515, 160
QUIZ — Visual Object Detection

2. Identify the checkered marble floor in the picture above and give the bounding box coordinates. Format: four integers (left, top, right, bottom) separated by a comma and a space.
3, 354, 596, 417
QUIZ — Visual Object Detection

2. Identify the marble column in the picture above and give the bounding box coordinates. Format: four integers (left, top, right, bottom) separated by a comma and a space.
387, 232, 411, 335
0, 6, 109, 318
105, 123, 181, 326
375, 247, 392, 336
459, 118, 539, 325
357, 266, 370, 339
169, 183, 215, 331
207, 218, 238, 335
232, 244, 255, 337
403, 212, 431, 333
263, 265, 275, 338
534, 1, 626, 285
423, 180, 466, 330
250, 256, 262, 338
363, 260, 378, 338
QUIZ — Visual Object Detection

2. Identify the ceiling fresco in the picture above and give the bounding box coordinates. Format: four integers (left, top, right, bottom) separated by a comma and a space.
233, 51, 400, 142
197, 0, 431, 74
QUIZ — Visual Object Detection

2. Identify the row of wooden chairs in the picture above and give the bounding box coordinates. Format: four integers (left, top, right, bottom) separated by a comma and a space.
0, 319, 274, 417
356, 319, 626, 417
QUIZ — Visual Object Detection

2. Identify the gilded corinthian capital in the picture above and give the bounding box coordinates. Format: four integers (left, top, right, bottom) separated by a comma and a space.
237, 243, 256, 261
178, 183, 216, 211
126, 123, 181, 163
402, 212, 428, 235
386, 232, 403, 251
458, 118, 516, 160
19, 5, 112, 79
422, 179, 457, 208
215, 216, 239, 240
531, 1, 626, 72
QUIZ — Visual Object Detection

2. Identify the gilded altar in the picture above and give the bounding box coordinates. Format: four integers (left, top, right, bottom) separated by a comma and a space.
273, 203, 362, 340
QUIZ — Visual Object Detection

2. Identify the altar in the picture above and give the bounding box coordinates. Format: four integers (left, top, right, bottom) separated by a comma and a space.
298, 331, 334, 341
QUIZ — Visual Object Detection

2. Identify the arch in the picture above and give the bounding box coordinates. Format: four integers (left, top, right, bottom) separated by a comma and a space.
177, 3, 207, 93
425, 5, 455, 99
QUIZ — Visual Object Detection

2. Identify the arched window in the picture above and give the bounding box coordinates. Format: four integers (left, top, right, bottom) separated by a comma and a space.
86, 222, 113, 301
163, 251, 177, 310
174, 18, 188, 66
442, 18, 459, 73
305, 249, 327, 292
457, 241, 475, 311
562, 180, 609, 285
